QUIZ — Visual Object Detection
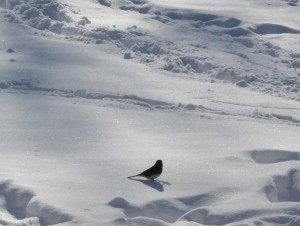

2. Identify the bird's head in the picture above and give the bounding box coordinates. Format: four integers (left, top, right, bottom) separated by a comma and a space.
156, 160, 163, 166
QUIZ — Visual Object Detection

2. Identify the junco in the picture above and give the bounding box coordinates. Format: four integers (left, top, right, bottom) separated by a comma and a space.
128, 160, 163, 181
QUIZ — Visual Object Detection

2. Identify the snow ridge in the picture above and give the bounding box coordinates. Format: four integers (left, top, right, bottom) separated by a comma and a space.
1, 78, 300, 126
0, 180, 73, 226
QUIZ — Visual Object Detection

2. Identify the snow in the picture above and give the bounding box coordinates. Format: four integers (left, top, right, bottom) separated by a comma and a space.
1, 0, 300, 225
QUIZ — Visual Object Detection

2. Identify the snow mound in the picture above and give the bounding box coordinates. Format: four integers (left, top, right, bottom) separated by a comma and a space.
264, 169, 300, 203
109, 185, 300, 225
247, 149, 300, 204
27, 200, 72, 225
108, 190, 225, 224
0, 180, 73, 226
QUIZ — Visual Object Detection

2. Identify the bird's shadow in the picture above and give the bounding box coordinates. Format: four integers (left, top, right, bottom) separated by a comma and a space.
128, 177, 171, 192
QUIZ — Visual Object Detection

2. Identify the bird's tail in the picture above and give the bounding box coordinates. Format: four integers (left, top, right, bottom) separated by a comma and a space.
128, 174, 142, 179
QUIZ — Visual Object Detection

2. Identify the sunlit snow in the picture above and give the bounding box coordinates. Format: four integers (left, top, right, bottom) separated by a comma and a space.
1, 0, 300, 225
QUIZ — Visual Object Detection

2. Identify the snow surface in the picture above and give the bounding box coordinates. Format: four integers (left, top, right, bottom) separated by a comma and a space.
1, 0, 300, 225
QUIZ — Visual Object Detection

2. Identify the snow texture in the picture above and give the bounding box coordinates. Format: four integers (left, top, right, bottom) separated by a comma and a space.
0, 0, 300, 225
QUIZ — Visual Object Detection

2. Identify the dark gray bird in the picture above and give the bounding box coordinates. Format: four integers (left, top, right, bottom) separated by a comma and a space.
128, 160, 163, 181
